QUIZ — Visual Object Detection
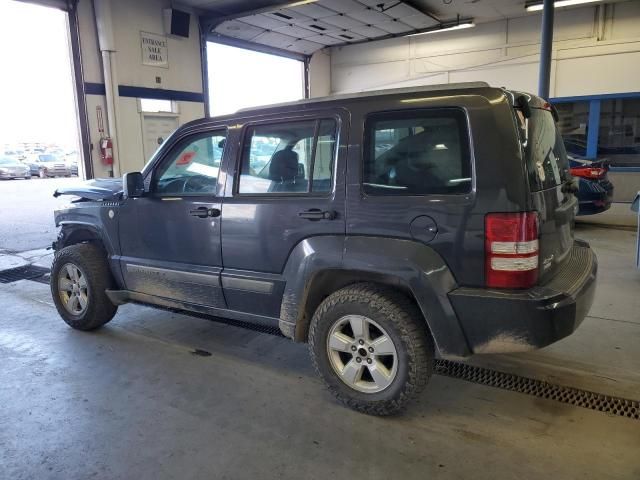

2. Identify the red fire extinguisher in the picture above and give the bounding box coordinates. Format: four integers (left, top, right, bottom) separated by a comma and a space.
100, 137, 113, 166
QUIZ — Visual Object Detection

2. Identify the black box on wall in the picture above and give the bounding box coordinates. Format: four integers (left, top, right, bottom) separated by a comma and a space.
164, 8, 190, 38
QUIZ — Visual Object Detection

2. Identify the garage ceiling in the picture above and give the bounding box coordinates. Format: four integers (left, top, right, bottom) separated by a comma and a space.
211, 0, 451, 54
181, 0, 610, 56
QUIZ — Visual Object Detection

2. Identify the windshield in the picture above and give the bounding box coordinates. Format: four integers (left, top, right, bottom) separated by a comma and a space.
0, 157, 19, 165
38, 154, 57, 162
520, 108, 570, 191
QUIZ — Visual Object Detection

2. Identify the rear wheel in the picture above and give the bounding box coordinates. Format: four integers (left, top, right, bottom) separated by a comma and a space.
50, 243, 118, 330
309, 283, 434, 416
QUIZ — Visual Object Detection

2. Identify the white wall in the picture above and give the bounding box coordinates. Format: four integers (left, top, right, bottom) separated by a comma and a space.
76, 0, 205, 177
308, 49, 331, 98
329, 1, 640, 98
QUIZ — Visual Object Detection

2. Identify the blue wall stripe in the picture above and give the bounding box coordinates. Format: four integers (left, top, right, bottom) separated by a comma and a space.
84, 82, 106, 95
585, 99, 601, 160
83, 82, 204, 103
118, 85, 204, 103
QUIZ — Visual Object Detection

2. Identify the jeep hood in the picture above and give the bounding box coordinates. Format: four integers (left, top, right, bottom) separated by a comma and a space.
53, 178, 123, 201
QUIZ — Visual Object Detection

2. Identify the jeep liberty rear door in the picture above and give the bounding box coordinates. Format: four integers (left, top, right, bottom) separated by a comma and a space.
219, 111, 347, 318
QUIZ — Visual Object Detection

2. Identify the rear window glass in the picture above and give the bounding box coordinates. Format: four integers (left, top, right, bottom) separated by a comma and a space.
521, 108, 569, 191
363, 109, 471, 196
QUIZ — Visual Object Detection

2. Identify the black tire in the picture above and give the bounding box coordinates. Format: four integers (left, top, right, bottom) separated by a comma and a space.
50, 243, 118, 330
309, 283, 434, 416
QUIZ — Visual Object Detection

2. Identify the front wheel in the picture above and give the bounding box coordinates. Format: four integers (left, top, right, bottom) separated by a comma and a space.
309, 283, 434, 416
50, 243, 118, 330
39, 169, 46, 178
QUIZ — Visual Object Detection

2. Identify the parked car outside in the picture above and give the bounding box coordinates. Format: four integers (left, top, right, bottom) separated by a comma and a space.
25, 153, 71, 178
0, 156, 31, 180
50, 83, 597, 416
569, 156, 614, 215
3, 149, 26, 161
64, 153, 80, 176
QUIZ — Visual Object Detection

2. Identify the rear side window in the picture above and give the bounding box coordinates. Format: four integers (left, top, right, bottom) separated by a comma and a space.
238, 118, 337, 195
363, 109, 471, 196
521, 108, 569, 191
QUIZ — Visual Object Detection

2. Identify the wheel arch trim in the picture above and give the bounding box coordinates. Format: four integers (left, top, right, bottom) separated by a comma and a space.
279, 235, 472, 358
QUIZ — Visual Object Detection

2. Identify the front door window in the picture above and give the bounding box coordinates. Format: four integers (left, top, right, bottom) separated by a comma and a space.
154, 132, 226, 196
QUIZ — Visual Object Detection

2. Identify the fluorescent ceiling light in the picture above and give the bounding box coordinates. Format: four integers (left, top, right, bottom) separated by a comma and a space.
525, 0, 602, 12
286, 0, 318, 7
407, 22, 475, 37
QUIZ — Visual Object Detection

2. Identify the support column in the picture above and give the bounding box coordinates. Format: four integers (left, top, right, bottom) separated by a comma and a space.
538, 0, 555, 99
586, 99, 601, 160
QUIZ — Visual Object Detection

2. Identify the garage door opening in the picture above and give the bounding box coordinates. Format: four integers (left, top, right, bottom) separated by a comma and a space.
0, 1, 82, 180
206, 42, 305, 117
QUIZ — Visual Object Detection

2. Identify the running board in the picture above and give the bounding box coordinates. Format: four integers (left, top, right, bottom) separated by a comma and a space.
104, 289, 281, 329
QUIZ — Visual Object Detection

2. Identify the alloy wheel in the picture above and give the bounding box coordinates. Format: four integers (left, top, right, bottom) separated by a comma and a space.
326, 315, 398, 393
57, 263, 89, 316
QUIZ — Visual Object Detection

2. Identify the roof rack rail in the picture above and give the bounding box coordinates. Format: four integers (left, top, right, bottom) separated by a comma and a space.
236, 82, 491, 113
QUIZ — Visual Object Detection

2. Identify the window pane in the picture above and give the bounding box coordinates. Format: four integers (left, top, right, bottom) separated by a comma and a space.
140, 98, 173, 113
599, 98, 640, 166
555, 101, 589, 157
363, 110, 471, 195
525, 108, 569, 191
155, 132, 225, 195
311, 119, 336, 193
239, 120, 316, 194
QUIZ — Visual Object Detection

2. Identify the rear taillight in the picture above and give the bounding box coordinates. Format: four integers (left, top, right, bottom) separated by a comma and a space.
485, 212, 539, 289
570, 166, 606, 180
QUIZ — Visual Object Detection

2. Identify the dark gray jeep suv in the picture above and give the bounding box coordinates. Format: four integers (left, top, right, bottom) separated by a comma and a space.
51, 83, 597, 415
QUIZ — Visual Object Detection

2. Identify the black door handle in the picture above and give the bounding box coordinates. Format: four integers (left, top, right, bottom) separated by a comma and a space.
189, 207, 221, 218
298, 209, 336, 221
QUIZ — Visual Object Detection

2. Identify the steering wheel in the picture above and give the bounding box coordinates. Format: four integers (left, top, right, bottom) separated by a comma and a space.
183, 175, 212, 193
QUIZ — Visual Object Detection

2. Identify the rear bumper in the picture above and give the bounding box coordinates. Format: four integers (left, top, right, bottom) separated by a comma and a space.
448, 240, 597, 354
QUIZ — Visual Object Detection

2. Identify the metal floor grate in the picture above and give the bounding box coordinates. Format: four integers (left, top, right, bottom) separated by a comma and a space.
435, 359, 639, 421
0, 265, 50, 284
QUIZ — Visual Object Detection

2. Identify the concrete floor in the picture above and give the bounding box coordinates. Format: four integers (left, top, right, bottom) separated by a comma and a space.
0, 177, 78, 251
0, 226, 639, 479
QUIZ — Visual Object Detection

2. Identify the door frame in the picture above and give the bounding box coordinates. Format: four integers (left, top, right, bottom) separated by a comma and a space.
140, 111, 180, 164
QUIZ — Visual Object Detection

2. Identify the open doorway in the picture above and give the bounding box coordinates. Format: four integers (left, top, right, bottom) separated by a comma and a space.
0, 1, 82, 182
206, 42, 305, 117
0, 1, 83, 253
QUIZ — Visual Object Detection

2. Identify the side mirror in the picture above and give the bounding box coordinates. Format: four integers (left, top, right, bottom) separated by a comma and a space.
123, 172, 145, 198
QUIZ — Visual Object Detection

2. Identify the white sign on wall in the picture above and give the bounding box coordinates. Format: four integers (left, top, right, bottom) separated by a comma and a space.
140, 31, 168, 68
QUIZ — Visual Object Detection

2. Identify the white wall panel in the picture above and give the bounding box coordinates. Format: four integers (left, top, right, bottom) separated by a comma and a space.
76, 0, 102, 83
332, 60, 410, 92
411, 48, 505, 74
449, 62, 540, 94
332, 37, 409, 66
508, 8, 595, 44
111, 0, 202, 93
329, 1, 640, 99
309, 50, 331, 97
610, 1, 640, 39
555, 51, 640, 97
76, 0, 205, 176
411, 21, 506, 57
